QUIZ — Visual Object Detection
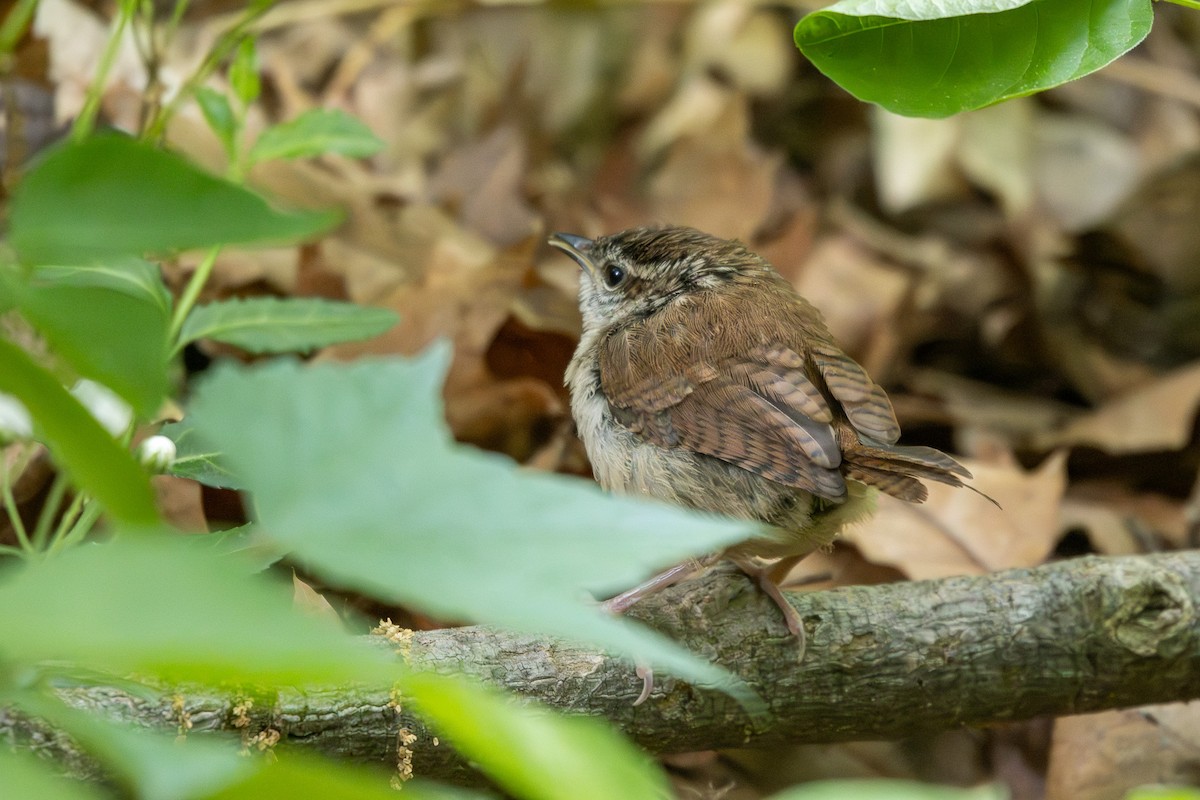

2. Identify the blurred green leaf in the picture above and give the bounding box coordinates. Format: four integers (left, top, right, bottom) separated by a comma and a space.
0, 339, 157, 525
9, 133, 337, 265
11, 691, 252, 800
17, 281, 169, 416
179, 297, 397, 354
31, 259, 172, 317
0, 747, 102, 800
210, 751, 485, 800
794, 0, 1152, 118
767, 780, 1007, 800
0, 535, 398, 685
160, 419, 245, 491
406, 671, 669, 800
185, 346, 762, 704
1126, 788, 1200, 800
195, 86, 238, 160
249, 108, 384, 164
229, 37, 260, 107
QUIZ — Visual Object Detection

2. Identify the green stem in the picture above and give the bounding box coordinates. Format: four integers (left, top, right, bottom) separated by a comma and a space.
30, 471, 68, 551
1160, 0, 1200, 8
1, 444, 34, 554
72, 1, 137, 141
0, 542, 23, 556
168, 245, 220, 346
54, 489, 87, 545
0, 0, 38, 56
50, 500, 104, 554
142, 0, 276, 142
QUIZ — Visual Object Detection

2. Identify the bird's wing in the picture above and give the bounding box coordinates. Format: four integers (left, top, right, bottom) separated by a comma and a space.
598, 288, 899, 500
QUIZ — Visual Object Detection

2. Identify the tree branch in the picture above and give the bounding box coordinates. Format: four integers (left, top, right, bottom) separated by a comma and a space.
7, 552, 1200, 784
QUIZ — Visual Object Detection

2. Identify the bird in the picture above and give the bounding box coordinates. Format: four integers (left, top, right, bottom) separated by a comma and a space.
550, 225, 974, 657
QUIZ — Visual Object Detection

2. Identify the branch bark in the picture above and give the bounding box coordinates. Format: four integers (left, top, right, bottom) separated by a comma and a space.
8, 552, 1200, 784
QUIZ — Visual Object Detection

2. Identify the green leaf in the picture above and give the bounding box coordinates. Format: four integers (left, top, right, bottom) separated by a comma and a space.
185, 347, 762, 705
195, 86, 238, 159
406, 671, 669, 800
0, 534, 398, 685
160, 419, 245, 490
794, 0, 1152, 118
229, 37, 260, 107
0, 747, 103, 800
17, 280, 170, 416
0, 339, 158, 525
210, 751, 484, 800
10, 691, 252, 800
249, 109, 384, 164
31, 259, 172, 317
179, 297, 398, 354
767, 780, 1007, 800
1126, 788, 1200, 800
9, 133, 338, 265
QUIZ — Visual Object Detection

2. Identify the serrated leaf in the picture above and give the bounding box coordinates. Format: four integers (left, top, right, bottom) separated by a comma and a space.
9, 133, 337, 265
405, 672, 670, 800
185, 347, 763, 705
0, 339, 158, 525
0, 535, 398, 685
160, 419, 245, 491
179, 297, 397, 354
249, 109, 384, 164
195, 86, 238, 159
794, 0, 1152, 118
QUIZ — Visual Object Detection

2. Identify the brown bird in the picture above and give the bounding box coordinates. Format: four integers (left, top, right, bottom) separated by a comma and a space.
551, 226, 973, 650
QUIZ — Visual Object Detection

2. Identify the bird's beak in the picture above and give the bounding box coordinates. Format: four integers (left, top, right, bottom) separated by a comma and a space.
548, 232, 598, 281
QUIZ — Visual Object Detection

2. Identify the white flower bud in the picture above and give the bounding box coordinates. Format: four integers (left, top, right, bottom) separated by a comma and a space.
0, 393, 33, 442
71, 379, 133, 436
137, 435, 177, 473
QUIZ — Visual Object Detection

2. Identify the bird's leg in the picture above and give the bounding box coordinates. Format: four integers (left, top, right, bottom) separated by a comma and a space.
603, 554, 719, 614
603, 554, 721, 705
730, 555, 807, 660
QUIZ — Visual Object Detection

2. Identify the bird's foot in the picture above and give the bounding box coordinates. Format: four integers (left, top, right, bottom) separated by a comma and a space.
731, 556, 807, 661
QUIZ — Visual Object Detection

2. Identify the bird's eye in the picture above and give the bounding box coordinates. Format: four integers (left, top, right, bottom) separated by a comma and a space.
603, 264, 626, 289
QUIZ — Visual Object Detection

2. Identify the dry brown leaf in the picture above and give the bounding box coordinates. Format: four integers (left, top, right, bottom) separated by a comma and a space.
1035, 361, 1200, 454
956, 99, 1036, 217
1065, 482, 1188, 550
871, 109, 964, 215
152, 475, 207, 534
1033, 113, 1141, 232
429, 125, 540, 247
1045, 703, 1200, 800
324, 226, 561, 454
645, 93, 782, 242
792, 234, 910, 358
292, 573, 344, 628
682, 4, 792, 97
908, 370, 1082, 445
844, 452, 1068, 579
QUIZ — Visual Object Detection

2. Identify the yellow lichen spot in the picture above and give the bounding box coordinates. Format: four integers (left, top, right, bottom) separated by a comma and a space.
171, 694, 192, 739
231, 696, 253, 728
373, 618, 415, 662
387, 683, 403, 713
394, 727, 418, 785
242, 728, 281, 756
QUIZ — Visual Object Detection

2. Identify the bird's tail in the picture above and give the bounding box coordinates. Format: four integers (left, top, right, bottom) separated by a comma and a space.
842, 437, 978, 504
